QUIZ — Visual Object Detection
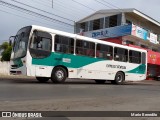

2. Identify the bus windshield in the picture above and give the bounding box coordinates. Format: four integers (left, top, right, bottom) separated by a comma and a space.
12, 26, 32, 59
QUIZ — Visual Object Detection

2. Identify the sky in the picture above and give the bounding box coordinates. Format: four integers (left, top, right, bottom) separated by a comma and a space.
0, 0, 160, 44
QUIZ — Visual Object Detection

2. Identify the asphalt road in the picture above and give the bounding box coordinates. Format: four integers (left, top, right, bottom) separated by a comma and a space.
0, 77, 160, 120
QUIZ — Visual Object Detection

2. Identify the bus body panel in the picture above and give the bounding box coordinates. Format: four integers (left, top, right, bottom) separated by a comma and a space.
30, 51, 146, 81
10, 57, 27, 75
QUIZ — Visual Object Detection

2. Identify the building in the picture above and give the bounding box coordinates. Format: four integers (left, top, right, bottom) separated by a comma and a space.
75, 8, 160, 79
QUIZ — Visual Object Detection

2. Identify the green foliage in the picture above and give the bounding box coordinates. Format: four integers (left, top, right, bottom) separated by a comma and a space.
0, 42, 12, 61
0, 42, 9, 50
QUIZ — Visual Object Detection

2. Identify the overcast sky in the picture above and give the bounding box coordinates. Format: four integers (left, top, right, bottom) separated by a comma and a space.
0, 0, 160, 44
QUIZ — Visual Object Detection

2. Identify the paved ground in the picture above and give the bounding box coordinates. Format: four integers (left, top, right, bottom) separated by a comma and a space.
0, 76, 160, 120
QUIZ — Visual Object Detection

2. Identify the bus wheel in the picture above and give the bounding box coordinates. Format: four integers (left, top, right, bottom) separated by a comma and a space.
95, 80, 106, 84
36, 77, 49, 83
51, 67, 67, 83
114, 72, 125, 85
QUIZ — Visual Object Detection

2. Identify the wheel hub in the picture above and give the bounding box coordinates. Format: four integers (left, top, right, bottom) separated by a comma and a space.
117, 75, 122, 82
56, 70, 64, 80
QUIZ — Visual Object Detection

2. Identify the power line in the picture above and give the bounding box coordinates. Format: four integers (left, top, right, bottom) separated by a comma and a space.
100, 0, 122, 10
10, 0, 74, 22
52, 0, 53, 8
0, 7, 73, 31
94, 0, 116, 9
94, 0, 124, 13
31, 0, 82, 20
71, 0, 96, 11
0, 0, 73, 27
42, 0, 91, 16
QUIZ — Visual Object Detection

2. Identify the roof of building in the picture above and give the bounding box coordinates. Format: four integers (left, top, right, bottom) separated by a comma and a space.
77, 8, 160, 27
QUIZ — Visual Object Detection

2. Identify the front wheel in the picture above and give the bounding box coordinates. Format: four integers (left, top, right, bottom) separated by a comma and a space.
36, 77, 49, 83
113, 72, 125, 85
51, 67, 67, 83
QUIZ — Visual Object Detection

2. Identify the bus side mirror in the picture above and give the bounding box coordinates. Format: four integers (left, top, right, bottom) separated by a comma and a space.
9, 36, 16, 46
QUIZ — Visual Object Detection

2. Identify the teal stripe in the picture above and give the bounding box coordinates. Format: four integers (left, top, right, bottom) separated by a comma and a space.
32, 53, 104, 68
126, 64, 146, 74
13, 58, 23, 68
32, 52, 146, 74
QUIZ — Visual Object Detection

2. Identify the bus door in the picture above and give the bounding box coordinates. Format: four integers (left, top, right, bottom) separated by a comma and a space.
29, 30, 52, 77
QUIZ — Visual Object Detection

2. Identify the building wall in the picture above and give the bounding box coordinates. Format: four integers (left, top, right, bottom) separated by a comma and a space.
79, 13, 119, 23
125, 14, 160, 34
102, 37, 122, 44
0, 62, 9, 75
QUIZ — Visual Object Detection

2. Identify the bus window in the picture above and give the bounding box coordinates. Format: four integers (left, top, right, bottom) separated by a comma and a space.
129, 50, 141, 64
54, 35, 74, 54
76, 40, 95, 57
29, 31, 52, 58
96, 44, 113, 60
114, 47, 128, 62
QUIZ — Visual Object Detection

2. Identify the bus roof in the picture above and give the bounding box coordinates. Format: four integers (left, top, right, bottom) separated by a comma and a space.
31, 25, 147, 53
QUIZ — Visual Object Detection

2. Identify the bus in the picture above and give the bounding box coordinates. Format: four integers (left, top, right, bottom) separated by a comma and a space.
9, 25, 147, 84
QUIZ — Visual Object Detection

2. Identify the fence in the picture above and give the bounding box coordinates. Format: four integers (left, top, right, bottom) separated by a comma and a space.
0, 62, 10, 75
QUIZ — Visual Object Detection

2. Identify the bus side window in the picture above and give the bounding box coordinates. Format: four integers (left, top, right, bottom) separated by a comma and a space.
76, 40, 95, 57
142, 52, 146, 64
96, 44, 113, 60
54, 35, 74, 54
129, 50, 141, 64
114, 47, 128, 62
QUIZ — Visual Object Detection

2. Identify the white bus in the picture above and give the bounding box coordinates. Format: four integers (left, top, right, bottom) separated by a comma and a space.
10, 25, 147, 84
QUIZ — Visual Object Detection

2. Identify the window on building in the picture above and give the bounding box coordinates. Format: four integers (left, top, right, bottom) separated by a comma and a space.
76, 40, 95, 57
125, 40, 134, 45
126, 19, 132, 25
79, 22, 88, 32
96, 44, 113, 60
117, 14, 122, 26
105, 17, 109, 28
109, 15, 118, 27
129, 50, 141, 64
147, 31, 150, 38
114, 47, 128, 62
152, 48, 158, 52
141, 45, 148, 49
89, 20, 93, 31
93, 19, 101, 30
80, 22, 85, 32
54, 35, 74, 54
157, 35, 160, 43
92, 18, 104, 30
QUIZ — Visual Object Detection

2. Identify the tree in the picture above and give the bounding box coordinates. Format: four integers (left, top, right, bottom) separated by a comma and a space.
0, 42, 12, 61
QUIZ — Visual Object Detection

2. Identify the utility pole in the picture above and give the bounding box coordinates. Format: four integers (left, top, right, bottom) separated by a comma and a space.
52, 0, 53, 8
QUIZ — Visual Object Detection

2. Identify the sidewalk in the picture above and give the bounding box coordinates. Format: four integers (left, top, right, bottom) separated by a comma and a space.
127, 79, 160, 85
0, 74, 35, 79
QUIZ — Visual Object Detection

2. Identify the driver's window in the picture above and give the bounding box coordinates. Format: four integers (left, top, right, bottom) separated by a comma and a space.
30, 31, 52, 51
29, 30, 52, 58
18, 32, 27, 49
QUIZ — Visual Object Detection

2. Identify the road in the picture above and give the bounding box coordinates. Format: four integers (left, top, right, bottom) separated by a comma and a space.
0, 76, 160, 120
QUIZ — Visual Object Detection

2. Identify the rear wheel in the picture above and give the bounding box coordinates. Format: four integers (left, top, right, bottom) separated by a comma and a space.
114, 72, 125, 85
51, 67, 67, 83
95, 80, 106, 84
36, 77, 49, 83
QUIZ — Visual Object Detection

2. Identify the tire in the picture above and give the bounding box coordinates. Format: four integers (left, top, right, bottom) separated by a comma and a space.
51, 67, 67, 83
95, 80, 106, 84
36, 77, 49, 83
114, 72, 125, 85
